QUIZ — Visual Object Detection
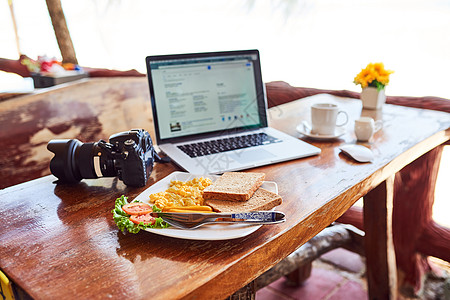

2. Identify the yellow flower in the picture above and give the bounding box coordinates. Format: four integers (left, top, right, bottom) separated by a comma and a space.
354, 62, 393, 89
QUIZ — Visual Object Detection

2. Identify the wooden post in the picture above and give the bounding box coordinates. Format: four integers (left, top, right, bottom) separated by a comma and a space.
364, 176, 398, 300
8, 0, 21, 56
45, 0, 78, 64
285, 263, 312, 285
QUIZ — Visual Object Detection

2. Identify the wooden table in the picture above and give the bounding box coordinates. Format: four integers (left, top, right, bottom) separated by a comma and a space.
1, 94, 449, 300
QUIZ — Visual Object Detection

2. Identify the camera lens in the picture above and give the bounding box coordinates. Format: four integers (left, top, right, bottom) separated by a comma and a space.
47, 139, 82, 183
47, 129, 157, 186
47, 139, 114, 183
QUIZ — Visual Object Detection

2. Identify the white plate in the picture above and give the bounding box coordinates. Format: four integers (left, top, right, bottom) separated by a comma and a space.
134, 171, 278, 240
296, 123, 346, 140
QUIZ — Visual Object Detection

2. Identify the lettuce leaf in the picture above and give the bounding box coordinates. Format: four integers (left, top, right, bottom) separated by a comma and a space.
112, 195, 169, 233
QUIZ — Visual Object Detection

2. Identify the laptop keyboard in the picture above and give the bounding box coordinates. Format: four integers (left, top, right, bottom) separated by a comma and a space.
177, 133, 282, 158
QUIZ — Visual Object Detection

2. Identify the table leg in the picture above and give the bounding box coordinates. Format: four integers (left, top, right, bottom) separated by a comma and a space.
363, 175, 398, 300
227, 280, 256, 300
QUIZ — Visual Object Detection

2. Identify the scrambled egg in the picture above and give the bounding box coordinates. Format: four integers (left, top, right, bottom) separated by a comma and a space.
149, 177, 213, 209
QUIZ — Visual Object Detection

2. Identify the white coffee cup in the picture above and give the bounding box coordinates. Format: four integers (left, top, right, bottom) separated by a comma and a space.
354, 117, 383, 141
311, 103, 348, 135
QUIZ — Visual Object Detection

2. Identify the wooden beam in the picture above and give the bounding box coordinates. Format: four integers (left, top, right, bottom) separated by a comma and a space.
45, 0, 78, 64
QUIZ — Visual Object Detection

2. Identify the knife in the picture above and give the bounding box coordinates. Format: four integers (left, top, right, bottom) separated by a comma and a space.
151, 211, 285, 222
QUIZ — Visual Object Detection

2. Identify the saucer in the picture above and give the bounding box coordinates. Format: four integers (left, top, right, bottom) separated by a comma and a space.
296, 124, 346, 140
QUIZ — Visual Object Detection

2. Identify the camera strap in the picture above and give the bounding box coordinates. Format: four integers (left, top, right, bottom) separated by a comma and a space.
153, 149, 171, 163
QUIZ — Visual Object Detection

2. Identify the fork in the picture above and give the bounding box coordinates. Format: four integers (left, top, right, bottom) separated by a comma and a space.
151, 211, 286, 229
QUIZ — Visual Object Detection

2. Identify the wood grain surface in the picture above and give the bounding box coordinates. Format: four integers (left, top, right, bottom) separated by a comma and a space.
0, 93, 449, 300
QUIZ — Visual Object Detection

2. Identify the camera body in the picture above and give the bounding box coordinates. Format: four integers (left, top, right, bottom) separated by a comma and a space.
47, 129, 159, 187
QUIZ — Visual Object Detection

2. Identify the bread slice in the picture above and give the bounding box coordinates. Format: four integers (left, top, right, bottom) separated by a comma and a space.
205, 188, 282, 212
203, 172, 265, 202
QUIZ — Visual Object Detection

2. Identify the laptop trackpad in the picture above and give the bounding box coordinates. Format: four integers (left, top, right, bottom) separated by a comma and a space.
229, 149, 276, 164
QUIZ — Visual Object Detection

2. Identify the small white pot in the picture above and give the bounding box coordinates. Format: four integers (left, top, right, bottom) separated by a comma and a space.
360, 87, 386, 110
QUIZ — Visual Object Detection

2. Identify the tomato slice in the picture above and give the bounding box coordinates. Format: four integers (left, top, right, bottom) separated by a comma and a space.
130, 213, 156, 225
122, 202, 152, 215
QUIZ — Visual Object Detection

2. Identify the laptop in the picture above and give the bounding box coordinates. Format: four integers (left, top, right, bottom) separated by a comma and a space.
145, 49, 320, 174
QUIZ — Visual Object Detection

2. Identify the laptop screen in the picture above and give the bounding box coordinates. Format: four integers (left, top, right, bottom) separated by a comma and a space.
146, 50, 268, 144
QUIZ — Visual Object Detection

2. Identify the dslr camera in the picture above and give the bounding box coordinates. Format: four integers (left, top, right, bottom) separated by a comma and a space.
47, 129, 160, 187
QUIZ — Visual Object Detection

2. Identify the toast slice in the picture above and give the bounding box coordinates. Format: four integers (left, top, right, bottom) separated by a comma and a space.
203, 172, 265, 202
205, 188, 282, 213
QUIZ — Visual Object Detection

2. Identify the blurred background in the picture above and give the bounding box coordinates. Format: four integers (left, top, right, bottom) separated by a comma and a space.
1, 0, 450, 98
